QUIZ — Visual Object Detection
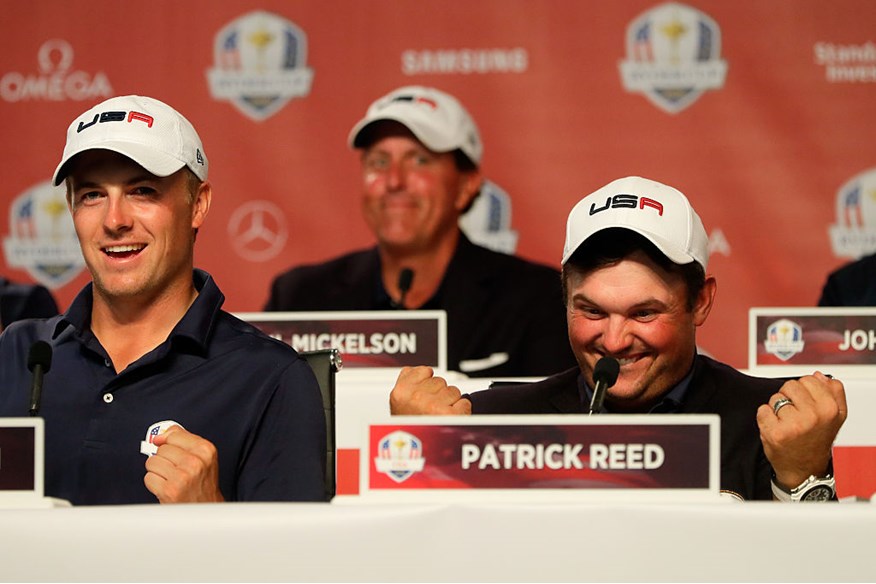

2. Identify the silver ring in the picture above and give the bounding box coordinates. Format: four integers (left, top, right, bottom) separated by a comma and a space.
773, 397, 793, 415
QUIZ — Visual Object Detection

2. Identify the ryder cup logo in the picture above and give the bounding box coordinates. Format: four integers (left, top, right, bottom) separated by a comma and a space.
206, 10, 314, 121
139, 420, 184, 457
764, 319, 805, 361
458, 179, 519, 254
374, 430, 426, 483
2, 181, 84, 289
828, 167, 876, 259
619, 2, 728, 114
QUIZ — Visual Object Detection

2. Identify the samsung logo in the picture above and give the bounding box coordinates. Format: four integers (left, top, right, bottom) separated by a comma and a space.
402, 48, 528, 75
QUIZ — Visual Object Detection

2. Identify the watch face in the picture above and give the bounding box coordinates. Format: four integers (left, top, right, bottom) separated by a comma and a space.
801, 485, 834, 502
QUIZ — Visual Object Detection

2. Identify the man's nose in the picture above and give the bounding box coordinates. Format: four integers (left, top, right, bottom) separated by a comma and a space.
601, 316, 632, 353
385, 162, 407, 191
103, 194, 133, 233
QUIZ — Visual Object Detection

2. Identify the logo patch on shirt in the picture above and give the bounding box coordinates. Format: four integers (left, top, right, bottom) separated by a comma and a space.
140, 420, 184, 457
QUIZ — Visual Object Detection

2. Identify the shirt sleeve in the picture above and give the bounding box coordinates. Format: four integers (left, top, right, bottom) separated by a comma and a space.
817, 273, 840, 306
235, 357, 327, 501
519, 277, 577, 376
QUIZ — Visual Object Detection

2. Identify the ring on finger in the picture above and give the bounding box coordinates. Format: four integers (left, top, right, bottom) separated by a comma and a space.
772, 397, 793, 415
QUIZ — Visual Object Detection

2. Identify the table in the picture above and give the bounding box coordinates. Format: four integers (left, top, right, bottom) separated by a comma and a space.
2, 500, 874, 582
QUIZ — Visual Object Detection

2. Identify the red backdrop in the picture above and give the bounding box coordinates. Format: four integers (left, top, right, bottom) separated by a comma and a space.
2, 0, 875, 369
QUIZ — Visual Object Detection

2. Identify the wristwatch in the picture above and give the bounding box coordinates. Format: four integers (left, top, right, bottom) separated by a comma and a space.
771, 473, 836, 502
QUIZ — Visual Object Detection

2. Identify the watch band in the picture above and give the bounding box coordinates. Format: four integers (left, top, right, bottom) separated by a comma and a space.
770, 478, 793, 502
771, 473, 836, 502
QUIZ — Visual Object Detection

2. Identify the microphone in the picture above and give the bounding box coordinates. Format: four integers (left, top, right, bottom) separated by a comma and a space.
27, 341, 52, 417
588, 356, 620, 415
396, 268, 414, 309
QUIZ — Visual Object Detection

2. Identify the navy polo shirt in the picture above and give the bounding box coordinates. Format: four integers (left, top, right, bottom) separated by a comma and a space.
0, 270, 326, 505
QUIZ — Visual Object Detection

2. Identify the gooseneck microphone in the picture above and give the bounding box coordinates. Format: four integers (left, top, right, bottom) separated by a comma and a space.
588, 356, 620, 415
27, 341, 52, 417
396, 268, 414, 309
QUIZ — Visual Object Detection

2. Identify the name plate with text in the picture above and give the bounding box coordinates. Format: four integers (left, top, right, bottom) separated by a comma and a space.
357, 414, 720, 502
749, 307, 876, 373
0, 418, 42, 497
236, 310, 447, 370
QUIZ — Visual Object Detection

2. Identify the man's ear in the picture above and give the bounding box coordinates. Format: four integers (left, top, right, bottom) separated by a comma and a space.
455, 170, 483, 212
65, 178, 74, 212
693, 275, 717, 326
192, 181, 212, 230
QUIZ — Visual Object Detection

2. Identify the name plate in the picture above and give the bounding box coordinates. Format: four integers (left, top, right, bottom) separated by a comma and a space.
357, 414, 719, 502
749, 307, 876, 372
0, 418, 43, 497
236, 310, 447, 370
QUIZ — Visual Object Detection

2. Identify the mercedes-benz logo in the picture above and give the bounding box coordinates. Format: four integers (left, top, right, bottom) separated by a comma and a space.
227, 200, 288, 262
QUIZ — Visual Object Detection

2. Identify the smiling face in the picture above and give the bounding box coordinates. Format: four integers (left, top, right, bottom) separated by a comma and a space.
359, 122, 481, 255
66, 150, 210, 307
565, 250, 715, 412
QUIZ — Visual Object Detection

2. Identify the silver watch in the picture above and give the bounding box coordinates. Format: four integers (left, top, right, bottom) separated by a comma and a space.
771, 474, 836, 502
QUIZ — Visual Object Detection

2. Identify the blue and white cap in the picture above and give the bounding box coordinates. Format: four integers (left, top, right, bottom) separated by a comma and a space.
562, 176, 710, 269
53, 95, 208, 186
349, 85, 482, 167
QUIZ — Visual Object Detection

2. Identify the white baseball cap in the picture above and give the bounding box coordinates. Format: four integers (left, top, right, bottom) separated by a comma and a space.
53, 95, 208, 186
562, 176, 709, 269
348, 86, 482, 166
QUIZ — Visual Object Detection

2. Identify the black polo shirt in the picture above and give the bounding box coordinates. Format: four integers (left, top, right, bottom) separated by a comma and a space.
0, 270, 325, 505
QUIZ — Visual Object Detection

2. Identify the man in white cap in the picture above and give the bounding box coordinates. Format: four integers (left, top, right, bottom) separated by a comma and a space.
0, 95, 326, 505
265, 86, 575, 378
390, 176, 847, 501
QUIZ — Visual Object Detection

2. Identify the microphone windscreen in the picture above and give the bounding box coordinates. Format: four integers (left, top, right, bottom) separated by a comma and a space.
398, 268, 414, 292
27, 340, 52, 373
593, 356, 619, 387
